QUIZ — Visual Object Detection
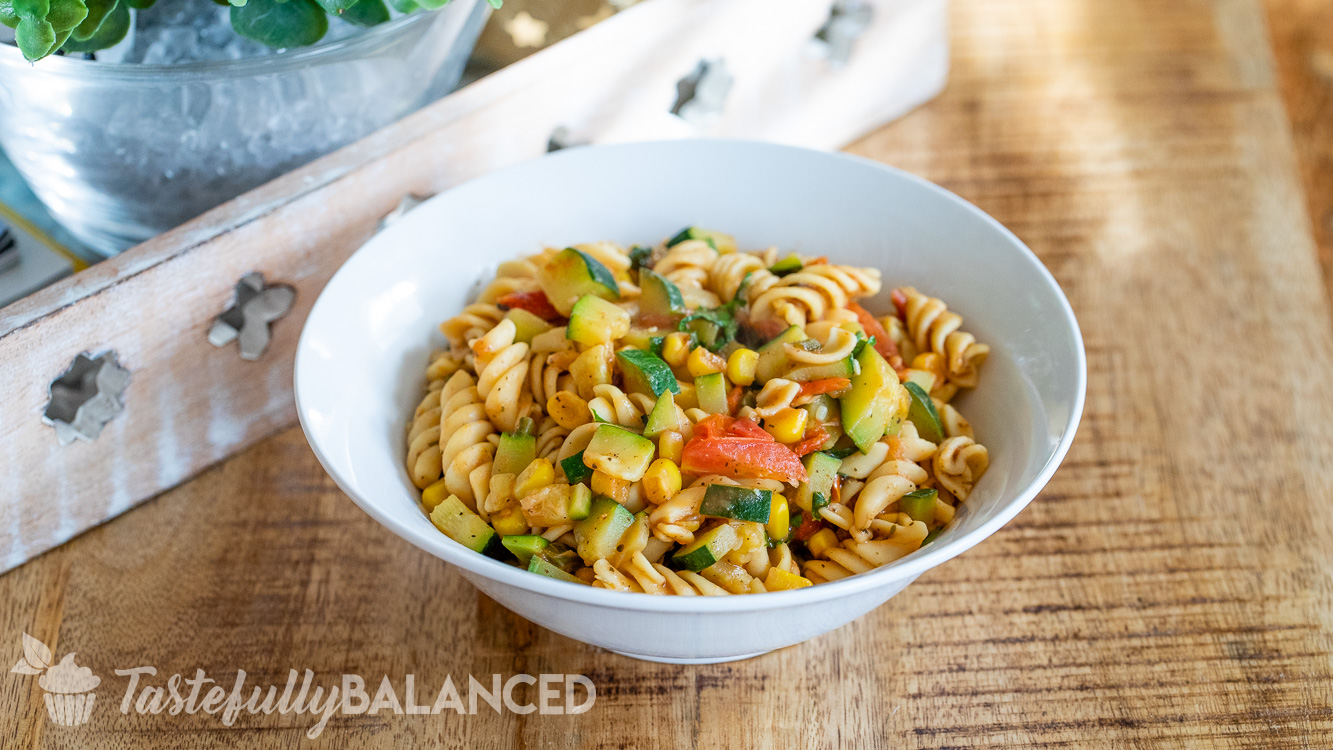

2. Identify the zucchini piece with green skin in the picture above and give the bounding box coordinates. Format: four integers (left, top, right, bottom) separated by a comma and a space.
539, 545, 582, 573
528, 554, 586, 583
566, 295, 630, 346
567, 483, 592, 520
699, 485, 772, 523
666, 226, 734, 252
621, 326, 672, 352
671, 523, 740, 572
642, 390, 679, 437
639, 268, 686, 321
768, 254, 803, 276
841, 344, 907, 453
899, 488, 938, 524
785, 356, 858, 383
503, 308, 554, 344
794, 451, 841, 513
561, 451, 594, 484
755, 325, 807, 383
493, 433, 536, 476
538, 247, 620, 316
695, 372, 728, 415
430, 495, 504, 558
584, 424, 656, 482
617, 349, 681, 398
574, 495, 635, 564
501, 534, 550, 565
903, 381, 945, 444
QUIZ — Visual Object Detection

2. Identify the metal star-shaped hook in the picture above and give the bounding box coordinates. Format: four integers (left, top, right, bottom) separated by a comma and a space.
671, 59, 734, 128
815, 0, 874, 67
42, 351, 131, 445
208, 273, 295, 361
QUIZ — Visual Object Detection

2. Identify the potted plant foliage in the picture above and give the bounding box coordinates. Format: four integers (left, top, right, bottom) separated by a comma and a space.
0, 0, 497, 255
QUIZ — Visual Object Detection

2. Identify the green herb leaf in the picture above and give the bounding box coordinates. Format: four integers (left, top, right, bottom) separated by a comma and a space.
124, 0, 155, 8
0, 0, 20, 26
61, 0, 125, 52
337, 0, 388, 25
231, 0, 327, 48
15, 17, 56, 60
69, 0, 112, 41
46, 0, 86, 32
14, 0, 50, 20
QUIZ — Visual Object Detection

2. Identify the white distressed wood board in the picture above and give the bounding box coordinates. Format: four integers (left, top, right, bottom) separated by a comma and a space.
0, 0, 948, 572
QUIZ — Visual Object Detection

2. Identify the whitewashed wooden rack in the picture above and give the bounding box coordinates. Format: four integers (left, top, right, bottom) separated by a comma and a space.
0, 0, 948, 572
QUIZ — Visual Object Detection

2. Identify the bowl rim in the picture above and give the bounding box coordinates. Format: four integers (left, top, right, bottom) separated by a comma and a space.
295, 139, 1087, 613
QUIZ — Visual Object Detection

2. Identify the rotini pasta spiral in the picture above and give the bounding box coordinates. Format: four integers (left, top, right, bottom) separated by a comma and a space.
802, 514, 929, 584
437, 370, 496, 508
587, 384, 654, 428
471, 319, 533, 433
655, 239, 717, 290
933, 436, 989, 501
896, 286, 989, 388
440, 303, 505, 350
747, 263, 881, 327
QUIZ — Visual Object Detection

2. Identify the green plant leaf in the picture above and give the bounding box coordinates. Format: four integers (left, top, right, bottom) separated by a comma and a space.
230, 0, 327, 49
386, 0, 416, 11
13, 0, 49, 21
413, 0, 450, 8
14, 16, 55, 60
312, 0, 357, 12
124, 0, 154, 7
486, 0, 500, 7
0, 1, 20, 28
69, 0, 111, 41
337, 0, 387, 26
61, 0, 126, 52
46, 0, 87, 32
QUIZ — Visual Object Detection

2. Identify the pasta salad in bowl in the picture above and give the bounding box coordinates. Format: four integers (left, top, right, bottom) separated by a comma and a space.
408, 230, 991, 594
295, 140, 1085, 663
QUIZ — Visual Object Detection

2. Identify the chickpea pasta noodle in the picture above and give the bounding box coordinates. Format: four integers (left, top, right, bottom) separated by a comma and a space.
405, 228, 992, 595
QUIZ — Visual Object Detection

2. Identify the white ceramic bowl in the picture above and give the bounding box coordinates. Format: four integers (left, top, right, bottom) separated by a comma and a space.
295, 140, 1086, 664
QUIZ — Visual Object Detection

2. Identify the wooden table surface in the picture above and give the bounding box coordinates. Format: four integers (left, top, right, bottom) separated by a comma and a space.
4, 0, 1333, 746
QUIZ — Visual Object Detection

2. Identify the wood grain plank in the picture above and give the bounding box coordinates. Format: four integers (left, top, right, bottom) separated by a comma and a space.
2, 0, 1332, 747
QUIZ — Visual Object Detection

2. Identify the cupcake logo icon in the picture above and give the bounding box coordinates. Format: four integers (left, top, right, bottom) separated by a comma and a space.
10, 633, 100, 727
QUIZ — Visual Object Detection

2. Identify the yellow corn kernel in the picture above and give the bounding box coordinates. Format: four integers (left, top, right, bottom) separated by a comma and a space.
658, 430, 684, 465
686, 346, 726, 378
661, 332, 694, 368
515, 458, 555, 498
725, 348, 759, 386
491, 506, 529, 536
642, 458, 682, 505
766, 493, 790, 541
547, 390, 592, 430
764, 407, 808, 444
591, 470, 631, 504
764, 567, 813, 591
421, 478, 451, 511
807, 528, 839, 558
